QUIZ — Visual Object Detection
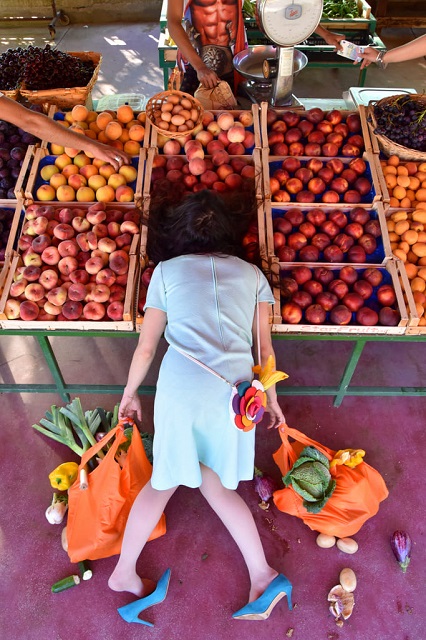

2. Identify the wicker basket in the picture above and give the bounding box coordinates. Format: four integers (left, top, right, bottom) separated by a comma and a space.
367, 94, 426, 162
19, 51, 102, 109
145, 89, 203, 139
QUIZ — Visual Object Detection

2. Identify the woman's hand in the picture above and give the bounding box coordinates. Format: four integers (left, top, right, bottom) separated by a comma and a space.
119, 391, 142, 421
357, 46, 379, 69
265, 398, 286, 430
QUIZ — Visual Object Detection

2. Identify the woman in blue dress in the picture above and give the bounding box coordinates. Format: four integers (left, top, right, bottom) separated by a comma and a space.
109, 190, 292, 623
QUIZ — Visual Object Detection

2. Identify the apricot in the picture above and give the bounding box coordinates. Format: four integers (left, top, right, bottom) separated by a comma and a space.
97, 131, 109, 144
105, 121, 123, 140
408, 176, 420, 190
396, 165, 408, 176
411, 276, 426, 292
96, 111, 114, 130
116, 104, 135, 124
393, 248, 407, 262
400, 197, 412, 208
383, 165, 397, 175
396, 175, 410, 189
72, 105, 89, 121
393, 186, 407, 200
402, 229, 418, 245
394, 220, 410, 235
405, 262, 418, 279
387, 155, 400, 167
385, 174, 397, 189
389, 197, 400, 207
128, 124, 145, 141
405, 162, 418, 175
416, 188, 426, 202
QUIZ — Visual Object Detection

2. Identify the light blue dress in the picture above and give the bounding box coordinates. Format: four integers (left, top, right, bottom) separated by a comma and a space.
144, 254, 274, 490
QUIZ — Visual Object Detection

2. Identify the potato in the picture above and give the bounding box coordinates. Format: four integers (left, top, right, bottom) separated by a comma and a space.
339, 568, 357, 592
316, 533, 336, 548
336, 537, 358, 554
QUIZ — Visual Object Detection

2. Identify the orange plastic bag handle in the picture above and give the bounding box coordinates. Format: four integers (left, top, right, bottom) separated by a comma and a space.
277, 422, 333, 463
79, 418, 136, 472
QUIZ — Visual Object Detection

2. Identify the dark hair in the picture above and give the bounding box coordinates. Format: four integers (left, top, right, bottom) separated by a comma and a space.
146, 189, 256, 263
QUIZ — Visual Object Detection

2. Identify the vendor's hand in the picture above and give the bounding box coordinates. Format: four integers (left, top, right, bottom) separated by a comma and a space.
89, 142, 131, 172
265, 399, 286, 430
322, 31, 344, 51
196, 65, 220, 89
119, 391, 142, 422
357, 46, 379, 69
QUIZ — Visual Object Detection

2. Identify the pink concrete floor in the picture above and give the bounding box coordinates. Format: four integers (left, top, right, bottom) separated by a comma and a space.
0, 335, 425, 640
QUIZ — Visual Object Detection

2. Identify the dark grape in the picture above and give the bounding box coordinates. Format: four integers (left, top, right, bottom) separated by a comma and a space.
372, 96, 426, 152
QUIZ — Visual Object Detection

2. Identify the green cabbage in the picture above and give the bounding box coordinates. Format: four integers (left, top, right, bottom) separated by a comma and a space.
283, 446, 336, 513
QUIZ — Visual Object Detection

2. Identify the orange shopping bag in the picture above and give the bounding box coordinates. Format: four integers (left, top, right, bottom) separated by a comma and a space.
67, 420, 166, 563
272, 423, 388, 538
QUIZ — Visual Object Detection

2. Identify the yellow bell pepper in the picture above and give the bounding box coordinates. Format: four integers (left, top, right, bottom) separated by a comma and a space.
49, 462, 79, 490
330, 449, 365, 469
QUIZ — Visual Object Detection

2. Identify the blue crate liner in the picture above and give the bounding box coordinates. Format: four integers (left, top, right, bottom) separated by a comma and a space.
278, 265, 400, 327
34, 155, 139, 201
271, 206, 385, 264
268, 158, 376, 204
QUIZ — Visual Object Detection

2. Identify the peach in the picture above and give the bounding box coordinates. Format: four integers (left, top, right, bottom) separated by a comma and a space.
20, 300, 40, 320
108, 173, 127, 189
241, 165, 255, 179
76, 186, 96, 202
91, 223, 108, 239
217, 112, 234, 131
55, 154, 72, 170
67, 173, 87, 191
115, 185, 134, 202
98, 237, 117, 253
212, 150, 231, 167
40, 164, 60, 181
106, 300, 124, 320
53, 223, 75, 240
41, 246, 61, 265
88, 174, 107, 191
91, 249, 109, 266
69, 269, 90, 284
39, 269, 59, 290
85, 256, 104, 274
186, 144, 205, 162
105, 121, 123, 141
61, 300, 83, 320
58, 256, 78, 276
243, 131, 255, 150
90, 284, 110, 303
87, 210, 107, 225
115, 233, 132, 248
75, 233, 90, 252
107, 221, 121, 238
109, 249, 129, 275
36, 184, 56, 201
31, 234, 50, 256
195, 130, 214, 147
58, 239, 79, 258
43, 300, 62, 316
72, 216, 91, 232
227, 125, 246, 144
50, 143, 65, 155
96, 268, 116, 287
188, 158, 207, 176
123, 140, 141, 156
10, 278, 28, 297
56, 185, 76, 202
95, 185, 116, 203
68, 282, 87, 301
163, 139, 181, 155
47, 286, 68, 307
128, 124, 145, 142
22, 265, 41, 282
118, 164, 137, 183
5, 298, 21, 319
24, 282, 45, 302
96, 111, 114, 130
80, 164, 99, 180
22, 250, 43, 268
109, 283, 126, 302
82, 300, 105, 320
224, 173, 243, 190
86, 231, 98, 250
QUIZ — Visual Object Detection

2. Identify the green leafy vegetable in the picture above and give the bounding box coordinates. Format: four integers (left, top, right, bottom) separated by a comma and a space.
283, 446, 336, 513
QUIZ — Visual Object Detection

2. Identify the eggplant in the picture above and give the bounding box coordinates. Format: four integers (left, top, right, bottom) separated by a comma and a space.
391, 530, 411, 573
254, 467, 279, 509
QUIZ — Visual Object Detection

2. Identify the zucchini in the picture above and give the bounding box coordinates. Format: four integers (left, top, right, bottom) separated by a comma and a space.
51, 574, 80, 593
78, 560, 93, 581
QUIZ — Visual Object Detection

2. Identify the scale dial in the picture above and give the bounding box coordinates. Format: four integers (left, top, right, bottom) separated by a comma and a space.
257, 0, 323, 47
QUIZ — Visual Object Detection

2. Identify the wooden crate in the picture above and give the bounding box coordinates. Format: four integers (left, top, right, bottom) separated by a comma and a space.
143, 147, 264, 202
24, 146, 143, 206
259, 103, 370, 153
269, 257, 411, 334
359, 104, 380, 155
264, 200, 392, 264
372, 156, 426, 205
0, 249, 138, 330
2, 198, 25, 260
148, 106, 262, 152
262, 150, 383, 205
321, 0, 373, 29
19, 52, 102, 110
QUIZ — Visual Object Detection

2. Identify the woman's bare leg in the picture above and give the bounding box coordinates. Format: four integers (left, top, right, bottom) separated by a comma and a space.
198, 464, 278, 601
108, 481, 176, 596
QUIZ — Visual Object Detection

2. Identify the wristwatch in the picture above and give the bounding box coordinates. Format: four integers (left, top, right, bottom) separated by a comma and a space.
375, 49, 388, 69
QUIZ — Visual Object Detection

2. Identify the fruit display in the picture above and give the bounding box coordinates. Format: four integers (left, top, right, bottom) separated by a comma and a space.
1, 202, 140, 323
372, 95, 426, 153
269, 205, 386, 264
276, 265, 403, 330
0, 117, 39, 200
263, 108, 364, 157
52, 104, 146, 158
268, 155, 374, 204
148, 150, 258, 202
152, 109, 257, 155
0, 45, 95, 91
378, 155, 426, 208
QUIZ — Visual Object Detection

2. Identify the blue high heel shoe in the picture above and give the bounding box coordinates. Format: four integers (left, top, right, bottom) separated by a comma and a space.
232, 573, 293, 621
117, 568, 171, 625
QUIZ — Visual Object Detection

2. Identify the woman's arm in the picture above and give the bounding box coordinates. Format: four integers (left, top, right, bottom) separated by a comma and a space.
253, 301, 286, 429
0, 95, 130, 170
358, 34, 426, 70
167, 0, 220, 89
119, 307, 167, 421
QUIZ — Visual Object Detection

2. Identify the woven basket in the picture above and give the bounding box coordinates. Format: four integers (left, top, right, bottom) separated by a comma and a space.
19, 51, 102, 110
146, 89, 203, 139
367, 94, 426, 162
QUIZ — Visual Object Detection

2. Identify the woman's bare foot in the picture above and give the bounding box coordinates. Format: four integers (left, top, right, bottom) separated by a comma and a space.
108, 569, 155, 597
248, 569, 279, 602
